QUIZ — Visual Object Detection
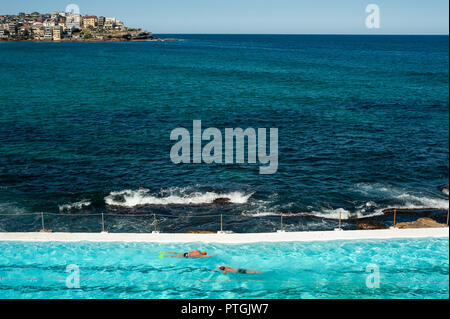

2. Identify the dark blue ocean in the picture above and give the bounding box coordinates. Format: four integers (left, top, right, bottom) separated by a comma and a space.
0, 35, 448, 233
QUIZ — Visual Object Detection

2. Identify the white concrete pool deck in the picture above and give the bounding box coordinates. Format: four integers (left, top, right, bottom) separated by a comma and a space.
0, 227, 448, 243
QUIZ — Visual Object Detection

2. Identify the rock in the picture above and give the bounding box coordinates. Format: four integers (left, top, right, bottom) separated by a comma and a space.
439, 185, 449, 196
213, 198, 231, 205
395, 217, 446, 229
355, 220, 385, 230
186, 230, 215, 234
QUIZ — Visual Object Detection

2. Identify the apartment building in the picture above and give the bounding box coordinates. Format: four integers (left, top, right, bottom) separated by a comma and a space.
83, 16, 98, 29
52, 25, 62, 40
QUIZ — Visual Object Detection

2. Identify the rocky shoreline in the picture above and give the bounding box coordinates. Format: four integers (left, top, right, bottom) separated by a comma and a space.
0, 31, 179, 42
0, 37, 179, 42
0, 38, 180, 42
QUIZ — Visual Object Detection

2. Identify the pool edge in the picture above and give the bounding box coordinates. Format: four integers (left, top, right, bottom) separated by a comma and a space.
0, 227, 448, 243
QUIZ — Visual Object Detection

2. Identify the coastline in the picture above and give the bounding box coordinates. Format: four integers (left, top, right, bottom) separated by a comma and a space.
0, 37, 180, 42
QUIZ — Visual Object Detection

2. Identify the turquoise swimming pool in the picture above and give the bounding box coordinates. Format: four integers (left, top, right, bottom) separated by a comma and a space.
0, 238, 448, 299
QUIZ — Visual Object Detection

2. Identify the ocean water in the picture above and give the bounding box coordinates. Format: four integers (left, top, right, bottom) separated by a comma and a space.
0, 35, 448, 232
0, 238, 448, 299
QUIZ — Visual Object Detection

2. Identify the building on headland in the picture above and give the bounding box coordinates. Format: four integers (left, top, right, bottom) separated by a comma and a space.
18, 25, 29, 37
82, 15, 98, 29
50, 12, 60, 20
0, 11, 144, 41
8, 23, 17, 36
43, 19, 56, 28
66, 13, 81, 30
57, 15, 66, 25
97, 16, 105, 29
104, 17, 116, 29
43, 26, 52, 40
32, 25, 45, 40
52, 25, 62, 41
115, 20, 124, 30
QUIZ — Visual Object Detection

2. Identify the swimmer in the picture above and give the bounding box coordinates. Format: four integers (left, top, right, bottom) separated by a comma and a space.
160, 250, 217, 259
215, 265, 262, 274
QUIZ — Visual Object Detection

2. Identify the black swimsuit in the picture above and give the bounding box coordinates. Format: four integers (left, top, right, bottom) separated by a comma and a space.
183, 253, 189, 258
237, 268, 248, 274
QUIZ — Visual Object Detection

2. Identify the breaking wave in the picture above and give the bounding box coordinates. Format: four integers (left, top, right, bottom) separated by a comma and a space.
301, 183, 450, 220
308, 207, 379, 220
59, 200, 91, 212
355, 183, 449, 210
104, 188, 253, 207
393, 193, 449, 210
273, 184, 450, 221
439, 185, 449, 196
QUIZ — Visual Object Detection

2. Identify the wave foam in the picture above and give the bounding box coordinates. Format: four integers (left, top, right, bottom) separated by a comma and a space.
104, 188, 253, 207
307, 206, 385, 220
59, 200, 91, 212
393, 193, 449, 210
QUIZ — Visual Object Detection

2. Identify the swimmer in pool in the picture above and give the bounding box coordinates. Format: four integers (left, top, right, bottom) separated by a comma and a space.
160, 250, 217, 258
216, 265, 262, 274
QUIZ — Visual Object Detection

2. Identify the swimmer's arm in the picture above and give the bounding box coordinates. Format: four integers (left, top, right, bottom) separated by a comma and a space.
161, 252, 184, 257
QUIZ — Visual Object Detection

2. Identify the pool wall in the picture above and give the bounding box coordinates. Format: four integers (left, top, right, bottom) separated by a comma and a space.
0, 227, 448, 243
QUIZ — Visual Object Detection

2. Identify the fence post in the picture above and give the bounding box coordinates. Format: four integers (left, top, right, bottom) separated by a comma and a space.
101, 213, 105, 233
41, 212, 45, 231
393, 209, 397, 228
447, 209, 449, 227
40, 213, 51, 233
334, 212, 342, 231
280, 214, 283, 232
220, 214, 223, 232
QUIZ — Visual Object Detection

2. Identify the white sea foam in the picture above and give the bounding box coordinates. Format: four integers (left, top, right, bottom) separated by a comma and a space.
241, 197, 382, 220
307, 207, 385, 220
355, 183, 449, 209
242, 212, 304, 217
104, 188, 253, 207
262, 182, 450, 221
238, 196, 294, 217
394, 193, 449, 210
0, 203, 26, 215
59, 200, 91, 212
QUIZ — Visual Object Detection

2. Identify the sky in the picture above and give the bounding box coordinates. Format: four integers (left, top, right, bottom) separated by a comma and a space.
1, 0, 449, 34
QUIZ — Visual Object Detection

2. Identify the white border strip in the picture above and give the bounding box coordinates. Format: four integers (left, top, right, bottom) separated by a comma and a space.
0, 227, 448, 244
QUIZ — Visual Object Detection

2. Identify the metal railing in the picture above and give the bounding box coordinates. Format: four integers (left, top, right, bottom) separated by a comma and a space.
0, 208, 448, 234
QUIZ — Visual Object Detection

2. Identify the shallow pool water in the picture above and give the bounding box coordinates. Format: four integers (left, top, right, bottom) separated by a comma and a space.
0, 237, 448, 299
